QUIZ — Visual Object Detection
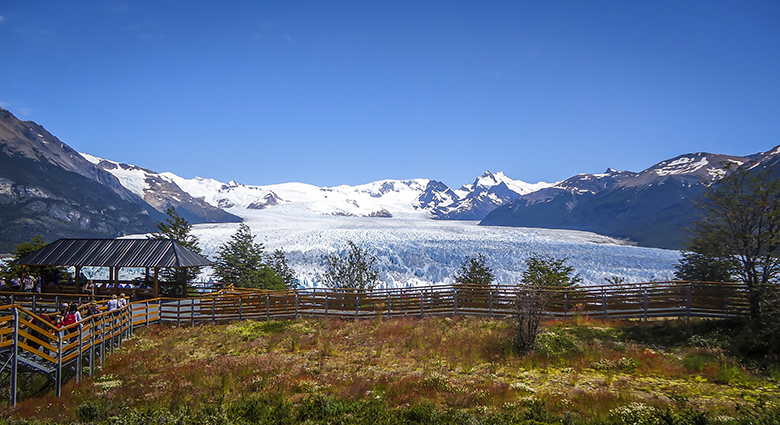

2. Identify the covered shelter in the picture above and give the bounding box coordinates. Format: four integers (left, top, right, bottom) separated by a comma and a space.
15, 238, 212, 297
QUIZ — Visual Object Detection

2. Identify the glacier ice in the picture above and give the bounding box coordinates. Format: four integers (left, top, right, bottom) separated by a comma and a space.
192, 206, 681, 288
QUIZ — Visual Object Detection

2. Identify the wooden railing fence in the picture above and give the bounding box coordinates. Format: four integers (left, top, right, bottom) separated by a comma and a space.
0, 281, 749, 406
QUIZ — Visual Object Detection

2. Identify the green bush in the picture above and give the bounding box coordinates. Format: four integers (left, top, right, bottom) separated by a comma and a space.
534, 331, 582, 358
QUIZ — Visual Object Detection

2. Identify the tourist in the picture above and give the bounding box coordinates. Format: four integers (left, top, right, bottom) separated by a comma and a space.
53, 315, 64, 329
64, 304, 82, 333
107, 294, 119, 312
84, 302, 101, 318
118, 293, 128, 308
83, 279, 95, 298
10, 277, 20, 292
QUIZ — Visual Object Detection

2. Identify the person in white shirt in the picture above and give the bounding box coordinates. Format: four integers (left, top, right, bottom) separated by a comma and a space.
107, 294, 119, 312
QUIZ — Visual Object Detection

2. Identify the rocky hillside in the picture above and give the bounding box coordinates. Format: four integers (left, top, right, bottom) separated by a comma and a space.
481, 150, 771, 249
0, 108, 165, 251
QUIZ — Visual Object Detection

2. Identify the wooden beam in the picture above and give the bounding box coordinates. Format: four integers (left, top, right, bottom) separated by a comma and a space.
154, 268, 159, 298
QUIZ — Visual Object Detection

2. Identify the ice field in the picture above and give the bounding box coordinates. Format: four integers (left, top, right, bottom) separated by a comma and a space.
191, 205, 681, 288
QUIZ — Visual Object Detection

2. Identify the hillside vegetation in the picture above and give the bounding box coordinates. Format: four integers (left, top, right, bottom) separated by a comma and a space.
4, 316, 779, 424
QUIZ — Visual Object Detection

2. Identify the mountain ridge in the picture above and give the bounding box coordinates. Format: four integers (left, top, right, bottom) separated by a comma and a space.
2, 106, 778, 253
480, 149, 777, 249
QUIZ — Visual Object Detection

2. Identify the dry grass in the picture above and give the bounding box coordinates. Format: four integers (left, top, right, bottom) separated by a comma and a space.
4, 315, 780, 423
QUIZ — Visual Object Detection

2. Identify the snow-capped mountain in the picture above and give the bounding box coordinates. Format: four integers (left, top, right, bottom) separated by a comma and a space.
481, 150, 768, 249
85, 155, 549, 221
82, 154, 240, 224
429, 171, 553, 220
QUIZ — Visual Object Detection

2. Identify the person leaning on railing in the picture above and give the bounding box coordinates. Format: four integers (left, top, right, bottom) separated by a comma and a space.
82, 280, 96, 299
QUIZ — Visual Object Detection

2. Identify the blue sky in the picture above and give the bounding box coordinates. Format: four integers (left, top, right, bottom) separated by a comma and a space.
1, 1, 779, 188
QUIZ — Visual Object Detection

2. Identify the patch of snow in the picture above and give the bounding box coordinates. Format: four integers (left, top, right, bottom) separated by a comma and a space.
654, 157, 709, 176
81, 153, 151, 196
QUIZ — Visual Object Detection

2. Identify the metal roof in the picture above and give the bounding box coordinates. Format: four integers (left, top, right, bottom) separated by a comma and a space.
15, 238, 212, 268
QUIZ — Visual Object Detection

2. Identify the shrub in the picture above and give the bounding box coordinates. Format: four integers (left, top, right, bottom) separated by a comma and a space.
534, 331, 582, 358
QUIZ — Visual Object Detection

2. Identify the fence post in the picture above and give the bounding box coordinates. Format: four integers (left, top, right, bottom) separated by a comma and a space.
32, 296, 37, 313
325, 293, 329, 318
454, 287, 458, 314
177, 300, 182, 327
601, 289, 608, 320
11, 307, 18, 406
420, 289, 425, 318
129, 305, 134, 337
686, 284, 692, 324
643, 287, 649, 322
563, 292, 568, 318
89, 317, 95, 377
266, 294, 270, 320
239, 296, 243, 321
212, 298, 216, 324
145, 302, 149, 326
295, 292, 299, 320
76, 325, 83, 383
158, 299, 162, 324
355, 292, 360, 320
100, 316, 105, 367
56, 330, 63, 397
109, 312, 115, 355
387, 292, 391, 319
489, 289, 493, 318
191, 299, 196, 327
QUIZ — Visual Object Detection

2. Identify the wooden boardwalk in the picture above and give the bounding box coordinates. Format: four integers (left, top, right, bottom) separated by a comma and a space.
0, 281, 749, 405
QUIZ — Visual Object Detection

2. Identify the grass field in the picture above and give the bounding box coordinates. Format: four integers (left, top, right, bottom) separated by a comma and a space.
4, 315, 779, 424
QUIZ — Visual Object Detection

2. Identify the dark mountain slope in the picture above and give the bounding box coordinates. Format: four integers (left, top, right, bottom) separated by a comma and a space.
481, 152, 755, 249
0, 153, 163, 252
0, 108, 168, 251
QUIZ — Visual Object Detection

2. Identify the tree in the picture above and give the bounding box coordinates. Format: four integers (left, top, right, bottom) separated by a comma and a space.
151, 207, 202, 289
673, 251, 734, 282
1, 235, 69, 283
686, 163, 780, 319
320, 241, 379, 290
514, 253, 581, 354
213, 224, 285, 290
521, 253, 582, 288
604, 276, 626, 285
152, 207, 201, 252
454, 254, 495, 305
454, 254, 495, 286
267, 248, 298, 289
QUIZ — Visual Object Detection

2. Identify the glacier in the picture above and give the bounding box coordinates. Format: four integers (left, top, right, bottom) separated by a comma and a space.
79, 152, 681, 287
191, 205, 680, 288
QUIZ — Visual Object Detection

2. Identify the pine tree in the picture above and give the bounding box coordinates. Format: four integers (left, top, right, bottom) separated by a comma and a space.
454, 254, 494, 286
151, 207, 200, 253
267, 248, 298, 289
151, 207, 202, 288
214, 224, 285, 290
